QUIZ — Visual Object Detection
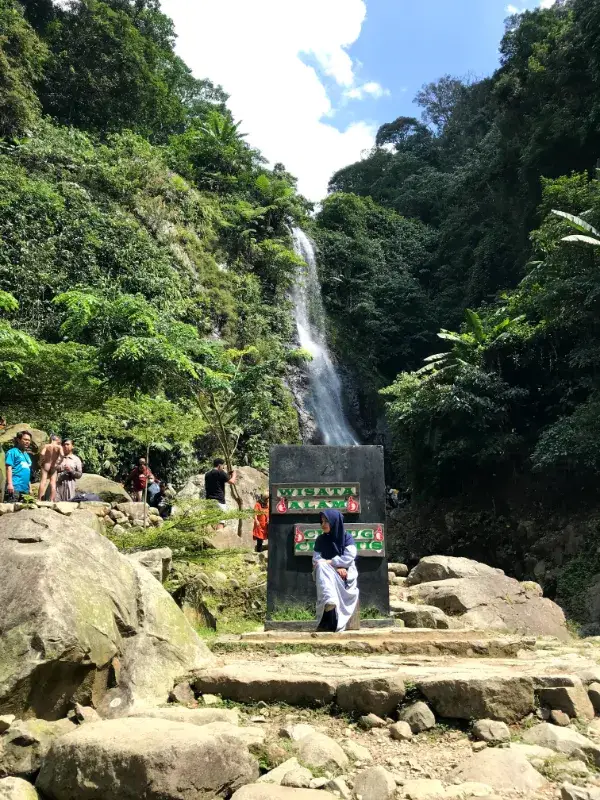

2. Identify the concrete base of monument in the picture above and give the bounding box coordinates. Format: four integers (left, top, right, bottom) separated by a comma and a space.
264, 618, 397, 632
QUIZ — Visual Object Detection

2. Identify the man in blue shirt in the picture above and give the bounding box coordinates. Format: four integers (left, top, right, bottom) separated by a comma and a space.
5, 430, 32, 501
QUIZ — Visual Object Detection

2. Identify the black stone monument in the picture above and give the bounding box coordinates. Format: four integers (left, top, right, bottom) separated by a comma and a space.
266, 445, 389, 629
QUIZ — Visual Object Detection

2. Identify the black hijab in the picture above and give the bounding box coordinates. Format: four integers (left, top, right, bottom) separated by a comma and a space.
314, 509, 354, 559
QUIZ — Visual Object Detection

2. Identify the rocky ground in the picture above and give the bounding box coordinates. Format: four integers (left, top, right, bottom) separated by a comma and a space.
3, 504, 600, 800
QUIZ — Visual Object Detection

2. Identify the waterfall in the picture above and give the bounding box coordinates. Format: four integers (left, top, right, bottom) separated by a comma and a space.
291, 228, 359, 446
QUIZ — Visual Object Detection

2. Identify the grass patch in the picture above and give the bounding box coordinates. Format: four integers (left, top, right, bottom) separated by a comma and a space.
196, 618, 261, 638
270, 604, 315, 622
360, 605, 389, 620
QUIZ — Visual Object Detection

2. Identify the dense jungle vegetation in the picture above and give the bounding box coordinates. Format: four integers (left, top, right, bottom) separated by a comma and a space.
314, 0, 600, 513
0, 0, 310, 480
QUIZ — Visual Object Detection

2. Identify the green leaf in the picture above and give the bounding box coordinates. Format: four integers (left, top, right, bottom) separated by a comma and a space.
465, 309, 484, 343
552, 209, 600, 238
561, 234, 600, 246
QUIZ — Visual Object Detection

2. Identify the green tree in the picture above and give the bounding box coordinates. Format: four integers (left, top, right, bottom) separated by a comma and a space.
0, 0, 46, 137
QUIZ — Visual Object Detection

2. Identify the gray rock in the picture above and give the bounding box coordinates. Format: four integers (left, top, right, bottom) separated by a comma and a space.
0, 719, 75, 780
126, 548, 173, 583
75, 473, 131, 504
233, 787, 336, 800
70, 704, 101, 725
389, 601, 454, 630
36, 717, 258, 799
336, 676, 405, 717
551, 710, 572, 727
398, 701, 436, 733
472, 720, 510, 744
0, 718, 14, 735
127, 707, 238, 726
388, 563, 409, 578
279, 725, 318, 742
523, 723, 600, 765
281, 769, 313, 789
358, 714, 387, 730
389, 721, 413, 741
0, 777, 40, 799
409, 573, 570, 640
419, 676, 534, 723
340, 739, 373, 763
407, 556, 503, 586
193, 670, 336, 707
539, 682, 595, 720
324, 777, 351, 800
294, 733, 348, 772
588, 683, 600, 714
258, 759, 301, 786
169, 681, 195, 704
0, 509, 213, 719
451, 748, 548, 792
401, 778, 446, 799
561, 784, 600, 800
310, 779, 330, 790
353, 766, 396, 800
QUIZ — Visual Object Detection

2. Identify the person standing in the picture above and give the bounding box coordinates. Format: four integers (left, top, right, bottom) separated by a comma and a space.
204, 458, 236, 530
56, 439, 83, 502
252, 494, 269, 553
127, 457, 154, 502
5, 430, 32, 501
38, 435, 64, 502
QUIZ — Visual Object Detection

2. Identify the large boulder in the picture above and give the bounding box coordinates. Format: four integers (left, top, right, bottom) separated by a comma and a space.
36, 718, 259, 799
0, 426, 47, 453
451, 748, 548, 792
74, 474, 131, 504
418, 675, 534, 723
176, 466, 268, 548
408, 565, 570, 640
0, 509, 213, 720
407, 556, 503, 586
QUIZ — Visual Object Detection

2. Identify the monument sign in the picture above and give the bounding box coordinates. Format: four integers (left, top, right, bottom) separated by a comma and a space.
267, 445, 389, 628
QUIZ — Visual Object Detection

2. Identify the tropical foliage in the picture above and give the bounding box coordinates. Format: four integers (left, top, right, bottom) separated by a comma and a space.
0, 0, 307, 480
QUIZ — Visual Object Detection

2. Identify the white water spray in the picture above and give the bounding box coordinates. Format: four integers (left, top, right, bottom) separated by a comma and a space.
291, 228, 359, 446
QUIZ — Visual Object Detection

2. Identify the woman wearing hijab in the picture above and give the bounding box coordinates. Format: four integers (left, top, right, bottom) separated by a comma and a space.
312, 509, 359, 632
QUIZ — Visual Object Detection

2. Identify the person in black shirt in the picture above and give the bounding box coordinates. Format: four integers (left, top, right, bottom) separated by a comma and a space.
205, 458, 237, 529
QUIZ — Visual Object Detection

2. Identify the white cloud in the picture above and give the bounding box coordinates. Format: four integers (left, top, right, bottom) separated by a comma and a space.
506, 4, 521, 13
160, 0, 377, 202
539, 0, 556, 7
345, 81, 390, 101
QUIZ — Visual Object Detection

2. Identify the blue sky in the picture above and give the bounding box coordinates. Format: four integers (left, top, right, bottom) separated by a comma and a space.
162, 0, 553, 201
329, 0, 546, 135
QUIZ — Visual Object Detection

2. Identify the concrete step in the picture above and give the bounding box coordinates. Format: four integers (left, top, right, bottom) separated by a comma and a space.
212, 628, 535, 657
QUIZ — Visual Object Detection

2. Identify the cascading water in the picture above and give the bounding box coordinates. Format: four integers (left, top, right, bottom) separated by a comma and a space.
291, 228, 359, 446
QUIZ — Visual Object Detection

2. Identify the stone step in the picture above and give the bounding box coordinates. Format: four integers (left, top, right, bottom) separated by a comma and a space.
213, 629, 535, 657
191, 649, 600, 720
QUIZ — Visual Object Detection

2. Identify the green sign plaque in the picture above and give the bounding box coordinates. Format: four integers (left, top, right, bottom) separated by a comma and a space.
272, 483, 360, 515
294, 523, 385, 557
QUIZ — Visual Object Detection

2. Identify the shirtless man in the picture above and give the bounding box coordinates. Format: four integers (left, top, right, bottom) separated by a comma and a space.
38, 435, 64, 502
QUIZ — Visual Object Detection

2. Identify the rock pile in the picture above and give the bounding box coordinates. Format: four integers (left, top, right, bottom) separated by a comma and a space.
387, 555, 570, 640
